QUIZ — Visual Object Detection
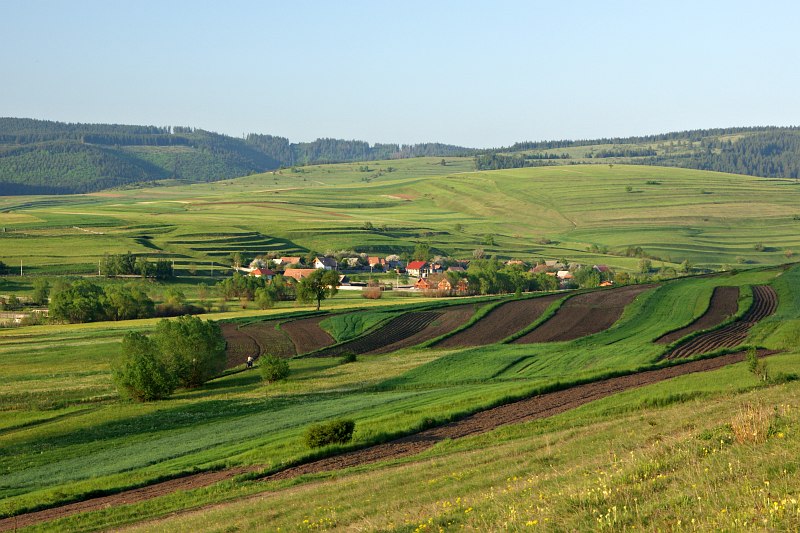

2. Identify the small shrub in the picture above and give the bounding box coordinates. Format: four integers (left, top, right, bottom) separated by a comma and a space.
753, 242, 766, 252
746, 349, 769, 382
339, 351, 357, 364
260, 355, 290, 383
305, 419, 355, 448
362, 286, 382, 299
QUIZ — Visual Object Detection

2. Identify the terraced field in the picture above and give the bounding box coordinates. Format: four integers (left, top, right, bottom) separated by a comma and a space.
666, 285, 779, 359
656, 286, 740, 344
512, 285, 654, 344
438, 295, 563, 347
311, 311, 443, 357
280, 316, 335, 354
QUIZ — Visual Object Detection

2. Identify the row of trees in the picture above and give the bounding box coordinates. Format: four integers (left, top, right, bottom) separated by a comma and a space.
101, 253, 175, 279
114, 316, 225, 401
49, 280, 196, 323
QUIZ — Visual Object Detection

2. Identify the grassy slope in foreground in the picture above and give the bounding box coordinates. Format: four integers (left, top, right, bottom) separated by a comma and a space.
42, 354, 800, 532
4, 163, 800, 273
1, 265, 797, 523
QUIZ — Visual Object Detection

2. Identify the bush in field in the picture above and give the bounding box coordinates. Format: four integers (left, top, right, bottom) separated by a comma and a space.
114, 332, 177, 401
155, 315, 226, 388
361, 286, 382, 299
339, 351, 357, 364
260, 355, 290, 383
304, 419, 355, 448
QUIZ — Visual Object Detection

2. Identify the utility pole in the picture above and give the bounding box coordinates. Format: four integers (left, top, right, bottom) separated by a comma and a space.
20, 259, 23, 277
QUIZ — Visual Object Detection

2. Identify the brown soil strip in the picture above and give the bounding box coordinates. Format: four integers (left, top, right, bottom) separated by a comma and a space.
0, 349, 774, 531
666, 285, 778, 359
656, 286, 740, 344
513, 285, 654, 344
369, 304, 479, 354
239, 320, 297, 359
311, 311, 443, 357
281, 316, 336, 355
439, 295, 563, 348
220, 323, 260, 369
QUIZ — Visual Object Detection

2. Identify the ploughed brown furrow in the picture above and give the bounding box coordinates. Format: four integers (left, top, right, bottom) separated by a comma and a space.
311, 311, 442, 357
220, 323, 261, 368
438, 295, 563, 348
512, 285, 653, 344
280, 316, 335, 355
656, 286, 739, 344
666, 285, 778, 359
238, 320, 296, 358
369, 304, 478, 354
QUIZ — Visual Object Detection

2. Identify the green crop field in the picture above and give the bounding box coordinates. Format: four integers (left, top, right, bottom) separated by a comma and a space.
1, 264, 799, 530
3, 161, 800, 279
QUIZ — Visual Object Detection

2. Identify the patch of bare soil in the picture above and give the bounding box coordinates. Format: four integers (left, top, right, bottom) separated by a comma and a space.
239, 320, 297, 359
280, 316, 336, 355
0, 349, 774, 531
439, 295, 563, 348
656, 286, 739, 344
220, 323, 260, 369
369, 304, 479, 354
312, 311, 442, 357
513, 285, 654, 344
666, 285, 778, 359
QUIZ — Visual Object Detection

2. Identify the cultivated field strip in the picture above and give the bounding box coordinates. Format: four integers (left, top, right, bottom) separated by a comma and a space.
512, 285, 653, 344
0, 350, 771, 532
666, 285, 778, 359
310, 311, 443, 357
438, 295, 563, 348
369, 304, 478, 354
220, 323, 260, 368
280, 316, 335, 354
655, 286, 740, 344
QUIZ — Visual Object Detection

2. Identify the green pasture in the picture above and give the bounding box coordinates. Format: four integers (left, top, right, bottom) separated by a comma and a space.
4, 162, 800, 277
1, 265, 798, 527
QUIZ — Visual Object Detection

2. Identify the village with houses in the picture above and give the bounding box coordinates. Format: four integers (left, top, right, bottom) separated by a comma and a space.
237, 250, 617, 298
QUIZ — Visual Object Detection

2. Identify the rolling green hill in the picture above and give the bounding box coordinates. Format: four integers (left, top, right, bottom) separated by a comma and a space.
2, 160, 800, 274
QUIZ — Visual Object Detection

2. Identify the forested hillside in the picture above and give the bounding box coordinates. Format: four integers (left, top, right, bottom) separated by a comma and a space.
2, 119, 800, 195
0, 118, 473, 194
479, 126, 800, 179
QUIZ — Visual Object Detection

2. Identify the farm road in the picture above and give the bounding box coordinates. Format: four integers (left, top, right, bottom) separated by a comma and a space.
0, 350, 773, 532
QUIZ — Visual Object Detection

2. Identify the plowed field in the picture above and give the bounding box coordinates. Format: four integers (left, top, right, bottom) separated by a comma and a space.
1, 349, 774, 531
371, 304, 479, 354
311, 311, 443, 357
666, 285, 778, 359
220, 323, 261, 368
512, 285, 653, 344
280, 316, 335, 354
439, 295, 563, 347
656, 286, 739, 344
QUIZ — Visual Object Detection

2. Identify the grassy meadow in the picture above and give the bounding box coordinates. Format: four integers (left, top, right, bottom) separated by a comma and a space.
1, 265, 798, 530
3, 160, 800, 282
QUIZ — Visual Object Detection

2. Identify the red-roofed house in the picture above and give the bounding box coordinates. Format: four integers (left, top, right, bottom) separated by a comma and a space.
274, 256, 302, 266
281, 268, 317, 282
368, 256, 386, 268
249, 268, 275, 280
407, 261, 429, 278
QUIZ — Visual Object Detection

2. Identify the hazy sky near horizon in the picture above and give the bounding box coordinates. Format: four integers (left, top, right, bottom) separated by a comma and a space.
2, 1, 799, 147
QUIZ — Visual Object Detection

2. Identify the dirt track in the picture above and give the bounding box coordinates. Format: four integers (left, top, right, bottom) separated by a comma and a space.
280, 316, 335, 354
0, 349, 773, 532
656, 286, 739, 344
513, 285, 653, 344
439, 295, 563, 347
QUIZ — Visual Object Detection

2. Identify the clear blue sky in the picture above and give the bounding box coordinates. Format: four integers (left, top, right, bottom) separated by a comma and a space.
2, 1, 799, 148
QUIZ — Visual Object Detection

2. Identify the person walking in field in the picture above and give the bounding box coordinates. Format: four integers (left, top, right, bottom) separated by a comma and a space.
246, 355, 254, 368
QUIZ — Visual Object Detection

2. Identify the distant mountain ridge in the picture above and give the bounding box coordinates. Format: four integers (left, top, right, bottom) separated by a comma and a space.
1, 118, 799, 195
0, 118, 473, 194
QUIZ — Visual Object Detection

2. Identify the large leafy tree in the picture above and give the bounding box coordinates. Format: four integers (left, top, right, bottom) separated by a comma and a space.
113, 332, 176, 401
49, 280, 106, 323
297, 269, 339, 310
154, 315, 226, 388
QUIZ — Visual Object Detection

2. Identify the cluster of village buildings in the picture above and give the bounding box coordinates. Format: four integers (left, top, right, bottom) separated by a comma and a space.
242, 255, 612, 293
